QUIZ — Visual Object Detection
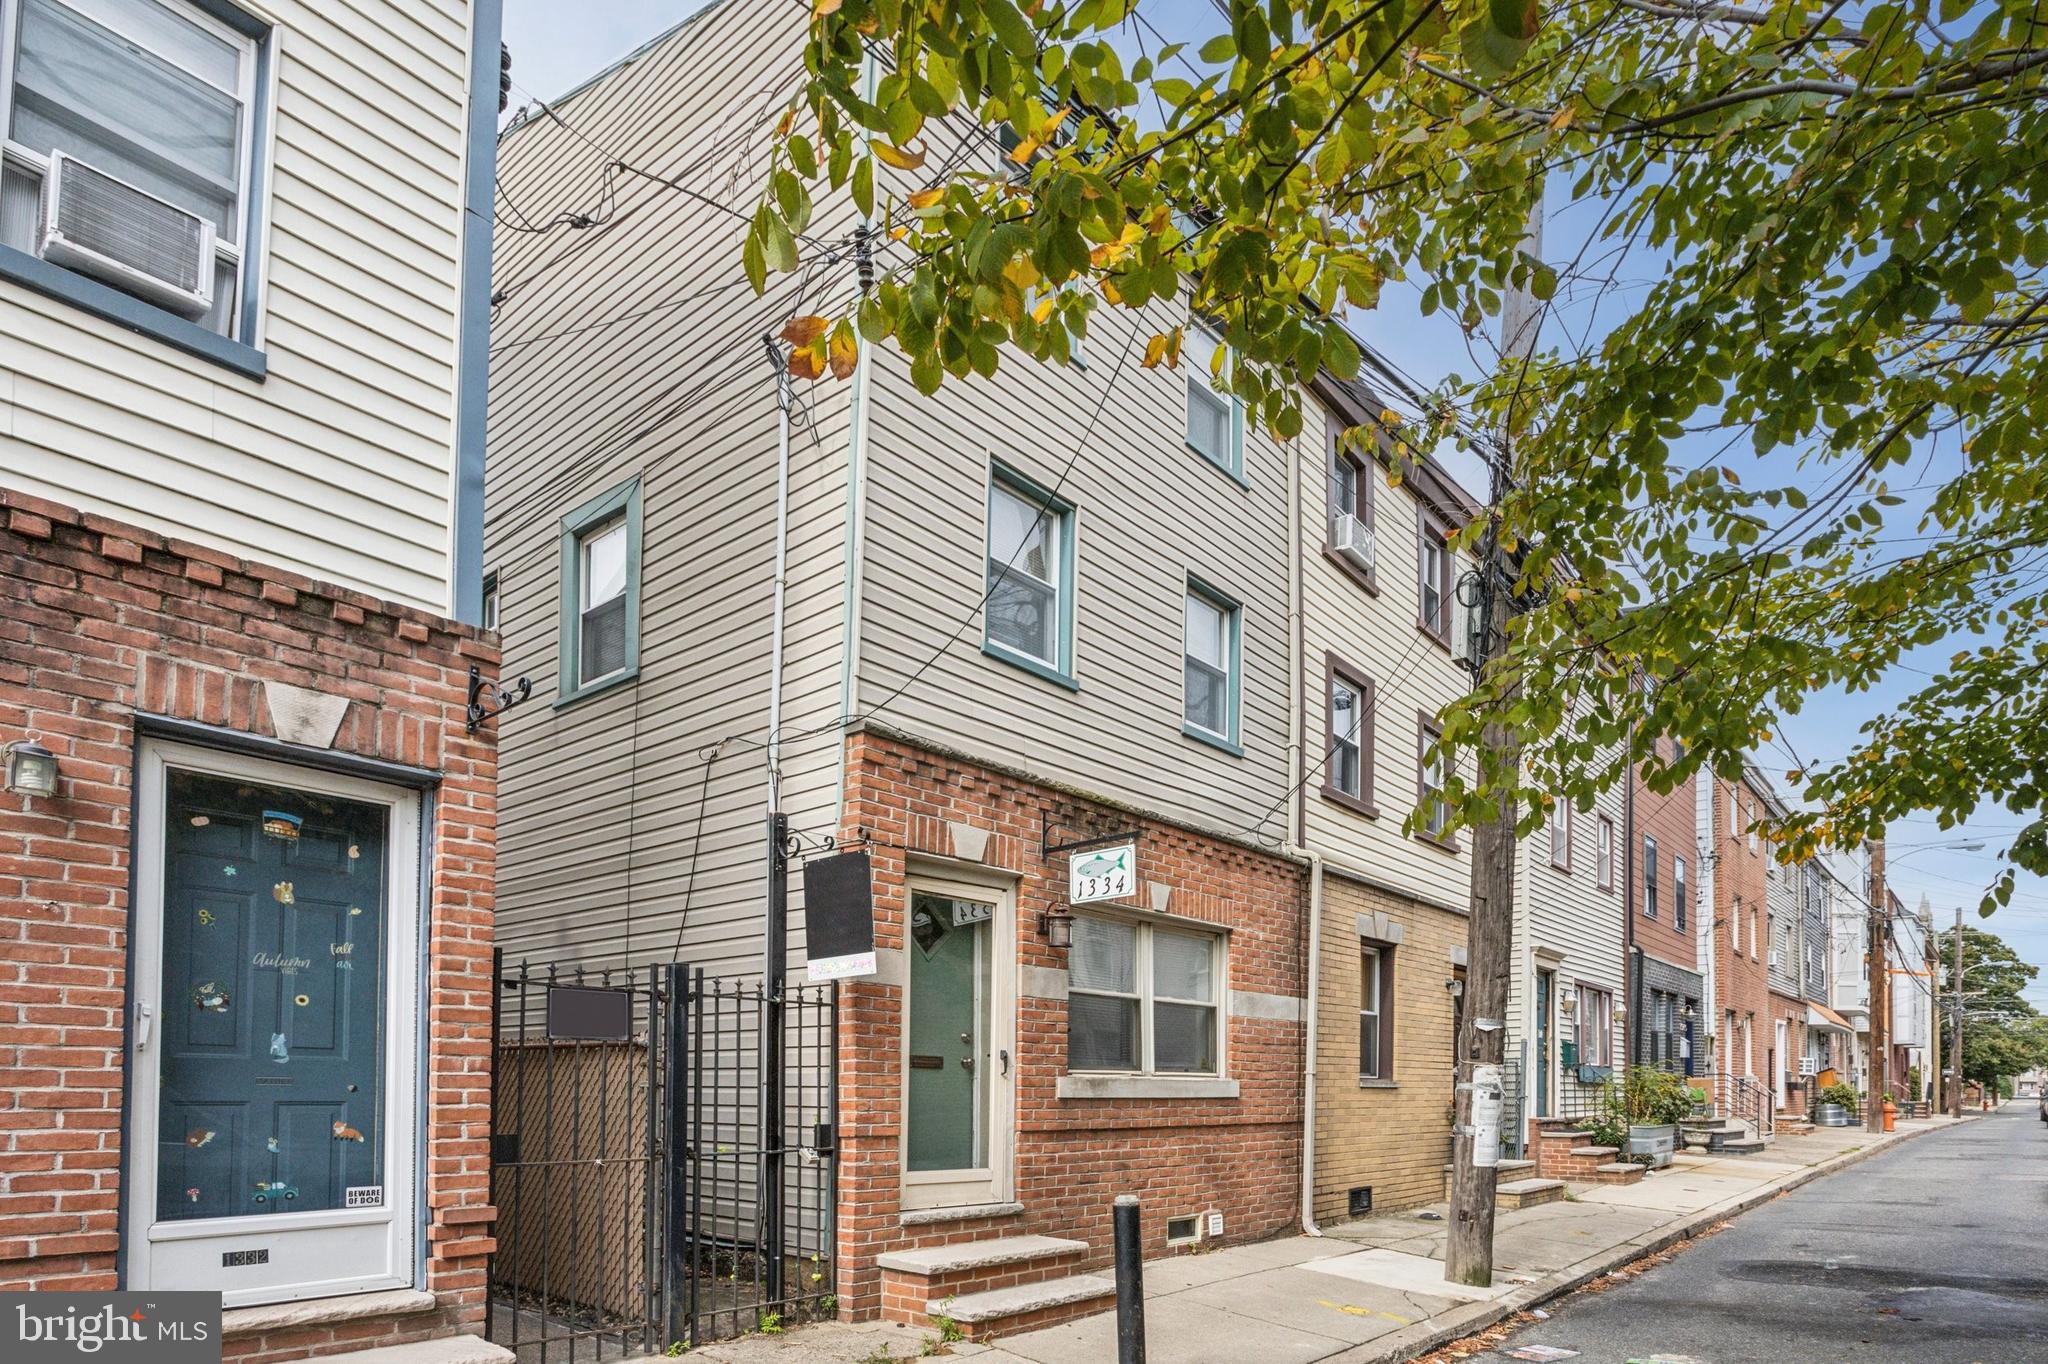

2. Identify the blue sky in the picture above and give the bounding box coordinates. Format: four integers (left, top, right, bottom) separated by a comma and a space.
500, 1, 2048, 1006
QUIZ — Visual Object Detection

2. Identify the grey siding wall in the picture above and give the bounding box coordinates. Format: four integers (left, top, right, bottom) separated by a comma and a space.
485, 0, 851, 976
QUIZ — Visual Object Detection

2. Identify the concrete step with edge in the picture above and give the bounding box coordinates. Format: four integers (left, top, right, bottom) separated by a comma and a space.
879, 1235, 1087, 1278
930, 1273, 1118, 1339
1495, 1177, 1568, 1209
310, 1336, 511, 1364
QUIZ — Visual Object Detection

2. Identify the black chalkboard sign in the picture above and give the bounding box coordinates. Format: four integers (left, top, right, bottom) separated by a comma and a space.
803, 851, 876, 980
546, 984, 632, 1040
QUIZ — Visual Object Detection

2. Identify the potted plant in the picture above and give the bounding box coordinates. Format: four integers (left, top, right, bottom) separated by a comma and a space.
1613, 1066, 1696, 1167
1816, 1081, 1859, 1126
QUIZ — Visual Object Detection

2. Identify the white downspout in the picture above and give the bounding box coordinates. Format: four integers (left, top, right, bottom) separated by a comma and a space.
765, 342, 793, 810
1697, 775, 1718, 1099
1284, 417, 1324, 1237
832, 48, 879, 826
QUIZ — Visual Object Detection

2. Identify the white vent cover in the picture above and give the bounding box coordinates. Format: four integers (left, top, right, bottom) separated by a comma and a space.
38, 152, 215, 317
1330, 512, 1377, 571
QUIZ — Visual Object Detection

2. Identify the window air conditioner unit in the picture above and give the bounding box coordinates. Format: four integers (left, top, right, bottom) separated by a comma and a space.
1769, 950, 1783, 969
37, 152, 215, 318
1330, 512, 1377, 571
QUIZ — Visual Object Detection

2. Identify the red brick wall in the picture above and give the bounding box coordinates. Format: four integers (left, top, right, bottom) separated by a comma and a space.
834, 730, 1306, 1318
1709, 776, 1771, 1088
0, 491, 499, 1356
1765, 993, 1808, 1111
1630, 756, 1697, 974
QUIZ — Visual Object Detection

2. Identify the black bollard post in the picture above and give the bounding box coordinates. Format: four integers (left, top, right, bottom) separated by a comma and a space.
1114, 1194, 1145, 1364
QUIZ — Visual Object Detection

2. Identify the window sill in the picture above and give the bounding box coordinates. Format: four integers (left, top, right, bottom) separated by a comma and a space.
1322, 545, 1379, 596
1056, 1074, 1239, 1101
1321, 787, 1379, 820
1417, 622, 1452, 655
1414, 828, 1460, 855
982, 640, 1079, 692
1358, 1077, 1398, 1090
554, 667, 640, 709
1182, 723, 1242, 757
1185, 440, 1251, 491
0, 245, 266, 381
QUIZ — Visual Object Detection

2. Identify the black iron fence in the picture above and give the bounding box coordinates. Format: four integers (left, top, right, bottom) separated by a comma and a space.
489, 957, 668, 1362
487, 955, 838, 1362
664, 967, 838, 1346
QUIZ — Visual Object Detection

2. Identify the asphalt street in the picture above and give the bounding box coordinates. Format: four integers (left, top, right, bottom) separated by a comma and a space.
1471, 1104, 2048, 1364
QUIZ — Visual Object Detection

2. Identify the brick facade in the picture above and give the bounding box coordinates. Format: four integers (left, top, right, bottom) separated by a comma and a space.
1766, 992, 1809, 1113
1311, 873, 1465, 1222
833, 729, 1306, 1320
1630, 758, 1697, 976
1708, 776, 1772, 1092
0, 491, 499, 1359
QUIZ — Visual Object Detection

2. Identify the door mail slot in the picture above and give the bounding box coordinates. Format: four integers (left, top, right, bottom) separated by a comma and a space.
908, 1054, 945, 1070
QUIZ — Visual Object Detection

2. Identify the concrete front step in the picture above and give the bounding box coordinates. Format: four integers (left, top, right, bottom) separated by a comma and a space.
931, 1273, 1118, 1338
1719, 1139, 1769, 1154
1496, 1177, 1569, 1209
311, 1336, 511, 1364
880, 1235, 1092, 1323
879, 1235, 1086, 1277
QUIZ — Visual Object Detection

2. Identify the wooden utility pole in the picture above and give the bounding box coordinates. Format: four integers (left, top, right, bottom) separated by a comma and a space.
1865, 845, 1889, 1133
1924, 911, 1941, 1112
1948, 906, 1965, 1118
1445, 206, 1541, 1289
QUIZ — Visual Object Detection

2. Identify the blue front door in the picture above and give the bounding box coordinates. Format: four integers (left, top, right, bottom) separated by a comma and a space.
155, 767, 389, 1221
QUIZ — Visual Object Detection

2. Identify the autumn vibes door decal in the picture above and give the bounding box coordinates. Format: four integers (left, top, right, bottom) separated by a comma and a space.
157, 769, 388, 1221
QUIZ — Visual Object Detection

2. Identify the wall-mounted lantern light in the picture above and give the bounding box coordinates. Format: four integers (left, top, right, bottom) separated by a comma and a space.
1558, 989, 1577, 1018
1041, 908, 1075, 951
5, 740, 59, 798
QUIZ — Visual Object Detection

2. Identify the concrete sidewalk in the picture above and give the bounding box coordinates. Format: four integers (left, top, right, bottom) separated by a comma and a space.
670, 1114, 1970, 1364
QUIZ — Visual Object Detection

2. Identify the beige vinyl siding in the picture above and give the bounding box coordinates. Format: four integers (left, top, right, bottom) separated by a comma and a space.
0, 0, 469, 612
485, 1, 848, 976
854, 292, 1296, 838
1506, 722, 1629, 1097
1298, 398, 1476, 910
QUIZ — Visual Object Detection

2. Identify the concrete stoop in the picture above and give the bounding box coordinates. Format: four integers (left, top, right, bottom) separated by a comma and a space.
878, 1234, 1111, 1337
316, 1338, 513, 1364
1436, 1163, 1567, 1209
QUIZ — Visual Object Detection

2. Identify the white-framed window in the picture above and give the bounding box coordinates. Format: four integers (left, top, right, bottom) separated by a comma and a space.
1068, 913, 1222, 1076
1674, 854, 1688, 931
481, 571, 500, 633
1324, 659, 1374, 808
577, 519, 629, 683
1418, 717, 1450, 840
0, 0, 266, 338
1549, 798, 1571, 870
1182, 579, 1239, 746
1643, 834, 1659, 920
1578, 984, 1612, 1067
984, 469, 1073, 680
1183, 322, 1243, 478
1359, 941, 1394, 1080
1596, 814, 1615, 891
1419, 531, 1448, 638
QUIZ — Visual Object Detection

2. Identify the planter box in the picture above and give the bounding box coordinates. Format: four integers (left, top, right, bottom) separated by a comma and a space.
1625, 1124, 1677, 1168
1817, 1103, 1853, 1127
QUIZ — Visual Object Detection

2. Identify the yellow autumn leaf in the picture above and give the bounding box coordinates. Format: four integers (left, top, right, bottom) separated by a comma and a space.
1031, 293, 1056, 324
788, 342, 825, 381
780, 315, 830, 347
1002, 258, 1041, 292
1006, 135, 1041, 166
827, 326, 859, 380
775, 108, 796, 138
1100, 278, 1123, 304
1142, 333, 1169, 368
871, 139, 928, 171
1380, 407, 1402, 427
1548, 104, 1574, 132
813, 0, 842, 15
907, 187, 944, 210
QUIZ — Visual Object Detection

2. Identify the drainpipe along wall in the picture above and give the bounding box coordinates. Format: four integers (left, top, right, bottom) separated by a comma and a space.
1284, 414, 1325, 1237
765, 342, 793, 811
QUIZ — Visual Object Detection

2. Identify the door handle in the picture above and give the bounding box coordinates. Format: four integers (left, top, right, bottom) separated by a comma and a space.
999, 1049, 1011, 1078
134, 1000, 153, 1053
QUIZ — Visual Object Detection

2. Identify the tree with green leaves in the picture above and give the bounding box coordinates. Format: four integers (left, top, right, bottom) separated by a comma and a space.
750, 0, 2048, 906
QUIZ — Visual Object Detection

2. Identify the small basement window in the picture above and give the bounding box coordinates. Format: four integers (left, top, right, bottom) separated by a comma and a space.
1165, 1214, 1201, 1246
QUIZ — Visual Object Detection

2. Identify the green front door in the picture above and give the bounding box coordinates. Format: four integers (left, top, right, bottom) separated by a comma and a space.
906, 892, 991, 1173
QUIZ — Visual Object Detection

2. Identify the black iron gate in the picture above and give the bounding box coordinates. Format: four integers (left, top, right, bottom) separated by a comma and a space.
487, 954, 837, 1360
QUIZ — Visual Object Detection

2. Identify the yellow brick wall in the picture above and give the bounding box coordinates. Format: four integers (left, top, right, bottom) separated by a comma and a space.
1313, 873, 1470, 1222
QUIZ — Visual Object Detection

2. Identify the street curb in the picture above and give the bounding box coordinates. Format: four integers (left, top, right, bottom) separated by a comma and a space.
1326, 1116, 1979, 1363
